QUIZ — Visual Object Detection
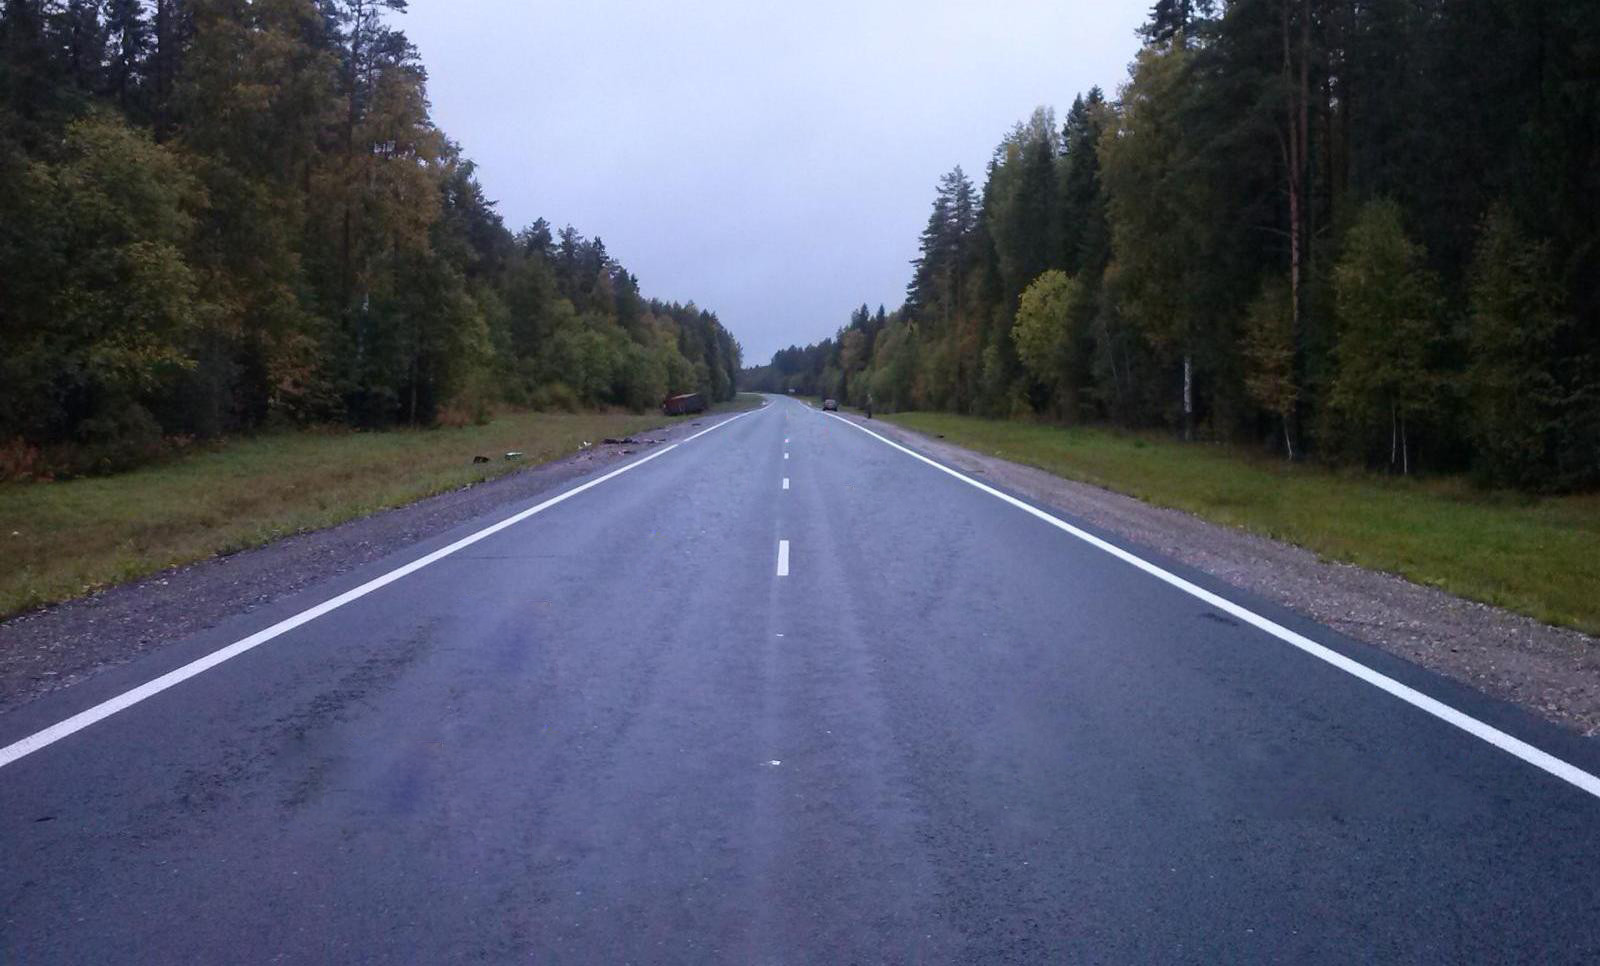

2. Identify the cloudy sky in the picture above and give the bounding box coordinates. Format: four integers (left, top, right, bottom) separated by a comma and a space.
402, 1, 1147, 365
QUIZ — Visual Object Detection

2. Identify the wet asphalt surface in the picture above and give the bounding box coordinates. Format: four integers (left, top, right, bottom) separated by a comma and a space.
4, 395, 1600, 963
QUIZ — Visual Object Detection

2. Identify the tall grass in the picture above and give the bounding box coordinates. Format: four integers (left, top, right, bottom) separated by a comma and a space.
0, 409, 683, 616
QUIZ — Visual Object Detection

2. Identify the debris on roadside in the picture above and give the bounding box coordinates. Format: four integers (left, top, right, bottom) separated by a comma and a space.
472, 455, 490, 464
504, 451, 523, 461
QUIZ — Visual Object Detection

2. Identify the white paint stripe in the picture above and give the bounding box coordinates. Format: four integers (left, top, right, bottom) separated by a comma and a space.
823, 412, 1600, 802
0, 408, 761, 772
783, 452, 789, 460
776, 540, 790, 577
782, 478, 789, 490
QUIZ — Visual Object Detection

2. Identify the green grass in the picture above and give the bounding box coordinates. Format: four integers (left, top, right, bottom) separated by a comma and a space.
885, 412, 1600, 636
0, 399, 759, 618
711, 392, 767, 414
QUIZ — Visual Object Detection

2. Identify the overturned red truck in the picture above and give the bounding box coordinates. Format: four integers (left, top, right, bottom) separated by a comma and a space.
661, 392, 707, 416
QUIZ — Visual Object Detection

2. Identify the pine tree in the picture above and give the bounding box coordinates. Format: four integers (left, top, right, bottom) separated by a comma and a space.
989, 108, 1060, 309
148, 0, 190, 140
102, 0, 146, 110
906, 188, 951, 319
1, 0, 65, 136
58, 0, 107, 93
1465, 204, 1567, 488
907, 165, 976, 326
1139, 0, 1217, 46
1058, 88, 1109, 279
1099, 43, 1210, 436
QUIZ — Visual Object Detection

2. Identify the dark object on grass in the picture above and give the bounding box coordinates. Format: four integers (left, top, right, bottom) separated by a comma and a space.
822, 398, 839, 411
472, 455, 490, 464
662, 393, 707, 416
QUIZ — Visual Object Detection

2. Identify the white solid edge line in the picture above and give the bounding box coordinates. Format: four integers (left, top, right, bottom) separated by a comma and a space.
0, 407, 763, 772
821, 411, 1600, 802
777, 540, 790, 577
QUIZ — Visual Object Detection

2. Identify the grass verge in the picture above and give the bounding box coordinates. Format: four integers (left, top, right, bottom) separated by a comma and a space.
0, 399, 759, 618
884, 412, 1600, 636
711, 392, 767, 414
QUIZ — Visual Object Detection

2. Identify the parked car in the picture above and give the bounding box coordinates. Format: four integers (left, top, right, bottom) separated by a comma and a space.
662, 392, 707, 415
822, 398, 838, 411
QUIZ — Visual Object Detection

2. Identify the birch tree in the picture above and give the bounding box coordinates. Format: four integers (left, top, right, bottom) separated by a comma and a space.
1327, 199, 1442, 474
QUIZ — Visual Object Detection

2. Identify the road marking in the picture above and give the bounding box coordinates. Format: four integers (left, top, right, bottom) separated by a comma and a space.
822, 412, 1600, 803
0, 408, 763, 772
783, 453, 789, 460
776, 540, 790, 576
782, 478, 789, 490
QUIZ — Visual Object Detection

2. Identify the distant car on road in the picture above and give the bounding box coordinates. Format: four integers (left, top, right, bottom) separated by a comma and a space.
822, 398, 838, 411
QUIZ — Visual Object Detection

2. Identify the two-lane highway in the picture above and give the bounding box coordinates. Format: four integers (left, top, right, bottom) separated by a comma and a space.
4, 394, 1600, 963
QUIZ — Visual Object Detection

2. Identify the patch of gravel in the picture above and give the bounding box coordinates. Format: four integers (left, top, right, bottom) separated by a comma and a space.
859, 414, 1600, 737
0, 423, 697, 716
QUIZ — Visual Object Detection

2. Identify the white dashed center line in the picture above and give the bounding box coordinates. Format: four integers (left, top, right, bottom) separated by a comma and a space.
782, 478, 789, 490
776, 540, 790, 576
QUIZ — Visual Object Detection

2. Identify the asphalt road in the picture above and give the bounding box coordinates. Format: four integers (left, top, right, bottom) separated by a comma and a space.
5, 394, 1600, 963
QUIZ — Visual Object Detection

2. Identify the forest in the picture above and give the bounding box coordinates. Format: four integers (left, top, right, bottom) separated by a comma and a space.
0, 0, 741, 477
742, 0, 1599, 491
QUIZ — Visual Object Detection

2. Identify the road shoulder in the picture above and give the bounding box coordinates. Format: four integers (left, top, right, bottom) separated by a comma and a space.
0, 417, 725, 715
845, 411, 1600, 736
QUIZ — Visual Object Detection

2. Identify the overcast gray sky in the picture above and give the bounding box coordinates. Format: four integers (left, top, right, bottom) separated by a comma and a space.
402, 1, 1146, 365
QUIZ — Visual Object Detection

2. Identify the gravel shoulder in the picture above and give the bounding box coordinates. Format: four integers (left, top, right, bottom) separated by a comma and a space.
851, 412, 1600, 737
0, 419, 709, 715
